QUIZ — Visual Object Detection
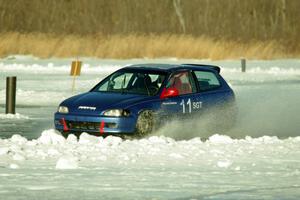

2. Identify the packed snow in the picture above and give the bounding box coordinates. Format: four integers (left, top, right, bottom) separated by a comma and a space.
0, 130, 300, 199
0, 113, 29, 119
0, 56, 300, 199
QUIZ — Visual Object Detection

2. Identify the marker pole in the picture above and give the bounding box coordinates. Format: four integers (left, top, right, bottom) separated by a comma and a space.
241, 58, 246, 72
6, 76, 17, 114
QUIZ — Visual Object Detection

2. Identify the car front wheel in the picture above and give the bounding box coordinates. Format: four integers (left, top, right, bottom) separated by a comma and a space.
136, 110, 154, 137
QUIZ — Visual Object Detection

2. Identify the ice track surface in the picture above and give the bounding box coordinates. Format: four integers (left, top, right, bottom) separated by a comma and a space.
0, 130, 300, 199
0, 56, 300, 199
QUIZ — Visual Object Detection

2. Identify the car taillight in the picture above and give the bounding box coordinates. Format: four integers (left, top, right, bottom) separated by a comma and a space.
160, 87, 179, 99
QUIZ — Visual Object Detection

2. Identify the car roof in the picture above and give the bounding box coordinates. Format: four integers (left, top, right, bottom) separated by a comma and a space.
124, 63, 221, 73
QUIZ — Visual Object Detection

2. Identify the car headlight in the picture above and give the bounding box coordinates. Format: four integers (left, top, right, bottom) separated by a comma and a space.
58, 106, 69, 114
103, 109, 130, 117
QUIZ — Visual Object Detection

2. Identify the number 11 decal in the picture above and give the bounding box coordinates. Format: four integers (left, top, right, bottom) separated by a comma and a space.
180, 98, 192, 113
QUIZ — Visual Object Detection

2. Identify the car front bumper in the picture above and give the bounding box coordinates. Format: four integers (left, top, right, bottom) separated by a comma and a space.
54, 113, 137, 136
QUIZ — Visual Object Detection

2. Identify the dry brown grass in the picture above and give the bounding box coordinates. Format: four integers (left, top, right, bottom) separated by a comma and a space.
0, 33, 298, 60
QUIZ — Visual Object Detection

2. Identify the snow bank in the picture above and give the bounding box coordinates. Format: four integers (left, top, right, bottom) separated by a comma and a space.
0, 62, 121, 74
38, 129, 65, 145
222, 66, 300, 75
208, 134, 234, 144
0, 129, 300, 199
0, 129, 300, 171
0, 113, 29, 120
56, 155, 79, 169
0, 89, 69, 106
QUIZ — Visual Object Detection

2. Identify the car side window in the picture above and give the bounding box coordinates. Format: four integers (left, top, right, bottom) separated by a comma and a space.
166, 71, 196, 95
193, 71, 221, 92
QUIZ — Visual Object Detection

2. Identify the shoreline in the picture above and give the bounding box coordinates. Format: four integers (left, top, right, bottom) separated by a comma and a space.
0, 33, 299, 60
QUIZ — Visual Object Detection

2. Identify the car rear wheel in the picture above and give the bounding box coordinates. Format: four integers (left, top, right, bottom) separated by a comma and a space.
136, 110, 154, 137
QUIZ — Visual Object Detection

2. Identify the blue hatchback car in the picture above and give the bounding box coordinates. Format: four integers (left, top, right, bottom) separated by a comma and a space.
54, 64, 236, 138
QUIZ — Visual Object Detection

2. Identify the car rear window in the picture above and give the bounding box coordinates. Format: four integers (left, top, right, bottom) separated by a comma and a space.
193, 71, 221, 91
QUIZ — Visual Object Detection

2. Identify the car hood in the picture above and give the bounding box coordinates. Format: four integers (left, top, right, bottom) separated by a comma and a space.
62, 92, 149, 115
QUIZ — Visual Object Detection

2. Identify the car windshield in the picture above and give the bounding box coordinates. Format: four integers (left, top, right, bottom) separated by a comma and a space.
93, 70, 166, 96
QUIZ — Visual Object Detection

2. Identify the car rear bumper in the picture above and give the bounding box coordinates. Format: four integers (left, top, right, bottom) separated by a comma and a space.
54, 113, 137, 136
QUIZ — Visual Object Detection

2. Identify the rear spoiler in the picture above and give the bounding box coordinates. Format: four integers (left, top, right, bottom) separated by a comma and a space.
183, 64, 221, 73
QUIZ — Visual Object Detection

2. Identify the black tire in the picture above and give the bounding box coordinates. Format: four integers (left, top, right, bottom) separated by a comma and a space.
136, 110, 154, 137
60, 131, 81, 139
60, 131, 69, 139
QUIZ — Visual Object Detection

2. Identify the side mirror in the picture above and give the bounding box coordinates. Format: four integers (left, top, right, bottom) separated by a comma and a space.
160, 87, 179, 99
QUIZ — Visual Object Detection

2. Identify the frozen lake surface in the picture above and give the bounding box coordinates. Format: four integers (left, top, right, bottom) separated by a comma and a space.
0, 56, 300, 199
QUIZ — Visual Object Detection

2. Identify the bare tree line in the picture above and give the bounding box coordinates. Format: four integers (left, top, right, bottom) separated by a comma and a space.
0, 0, 299, 42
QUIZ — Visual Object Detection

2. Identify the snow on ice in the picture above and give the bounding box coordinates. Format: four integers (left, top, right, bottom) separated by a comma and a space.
0, 130, 299, 170
0, 113, 29, 120
0, 130, 299, 199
